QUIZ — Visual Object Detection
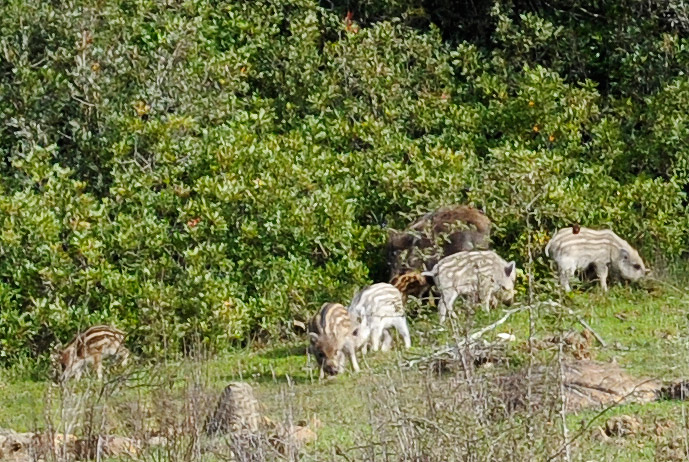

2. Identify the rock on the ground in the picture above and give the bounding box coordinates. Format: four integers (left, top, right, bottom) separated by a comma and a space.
0, 429, 137, 462
72, 435, 139, 459
0, 429, 35, 462
205, 382, 264, 436
534, 330, 594, 360
204, 382, 321, 457
605, 415, 642, 437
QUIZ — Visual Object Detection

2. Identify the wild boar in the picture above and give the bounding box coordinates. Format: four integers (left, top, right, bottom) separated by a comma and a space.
390, 271, 434, 304
423, 250, 517, 322
545, 226, 647, 292
56, 325, 129, 382
347, 283, 411, 353
308, 303, 360, 378
387, 205, 491, 279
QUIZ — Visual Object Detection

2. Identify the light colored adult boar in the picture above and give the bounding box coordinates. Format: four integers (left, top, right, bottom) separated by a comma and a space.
545, 226, 647, 292
308, 303, 360, 378
348, 283, 412, 353
423, 250, 517, 322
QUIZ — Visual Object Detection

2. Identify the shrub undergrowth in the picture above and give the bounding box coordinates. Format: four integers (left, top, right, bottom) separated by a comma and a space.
1, 0, 688, 362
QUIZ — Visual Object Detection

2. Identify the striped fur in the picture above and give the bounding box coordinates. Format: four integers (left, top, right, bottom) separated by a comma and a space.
57, 325, 129, 382
308, 303, 360, 377
390, 272, 433, 303
423, 251, 517, 322
545, 226, 646, 292
348, 283, 411, 353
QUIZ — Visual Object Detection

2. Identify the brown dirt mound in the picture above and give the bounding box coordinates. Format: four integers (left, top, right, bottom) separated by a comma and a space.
498, 359, 661, 414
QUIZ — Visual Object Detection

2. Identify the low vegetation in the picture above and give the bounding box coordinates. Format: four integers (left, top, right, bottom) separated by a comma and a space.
2, 0, 689, 360
1, 281, 688, 461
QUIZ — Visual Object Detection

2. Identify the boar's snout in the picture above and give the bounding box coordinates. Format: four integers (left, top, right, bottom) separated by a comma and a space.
617, 249, 646, 282
499, 289, 515, 306
323, 360, 340, 376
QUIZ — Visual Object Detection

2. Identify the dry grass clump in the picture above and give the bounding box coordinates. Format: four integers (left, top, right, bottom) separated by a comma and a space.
22, 359, 320, 462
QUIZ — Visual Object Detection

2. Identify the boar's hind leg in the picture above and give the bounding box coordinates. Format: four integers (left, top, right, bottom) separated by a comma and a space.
438, 289, 459, 323
94, 354, 104, 380
380, 330, 393, 351
594, 263, 609, 292
370, 321, 386, 352
393, 317, 412, 349
119, 347, 130, 367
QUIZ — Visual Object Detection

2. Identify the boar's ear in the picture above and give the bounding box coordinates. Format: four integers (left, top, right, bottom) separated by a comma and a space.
421, 271, 435, 286
619, 248, 630, 260
504, 262, 516, 278
308, 332, 319, 345
388, 230, 413, 250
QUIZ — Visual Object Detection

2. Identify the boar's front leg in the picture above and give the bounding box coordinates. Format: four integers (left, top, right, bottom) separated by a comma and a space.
346, 342, 360, 373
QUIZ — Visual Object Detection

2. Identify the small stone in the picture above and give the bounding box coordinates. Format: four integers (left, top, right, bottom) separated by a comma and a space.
605, 415, 641, 437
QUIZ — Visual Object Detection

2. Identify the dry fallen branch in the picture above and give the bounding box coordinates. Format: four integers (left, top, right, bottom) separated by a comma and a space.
404, 304, 527, 368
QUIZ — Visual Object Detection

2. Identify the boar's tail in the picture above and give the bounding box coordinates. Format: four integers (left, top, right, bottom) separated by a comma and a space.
544, 238, 552, 257
421, 269, 436, 280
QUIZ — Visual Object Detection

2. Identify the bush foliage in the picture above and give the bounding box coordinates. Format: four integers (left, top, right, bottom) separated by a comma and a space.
1, 0, 688, 362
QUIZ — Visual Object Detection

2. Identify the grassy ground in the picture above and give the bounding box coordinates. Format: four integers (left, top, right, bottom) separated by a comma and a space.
1, 277, 689, 461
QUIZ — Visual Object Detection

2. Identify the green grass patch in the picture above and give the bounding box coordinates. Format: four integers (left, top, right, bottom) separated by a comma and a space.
1, 284, 688, 459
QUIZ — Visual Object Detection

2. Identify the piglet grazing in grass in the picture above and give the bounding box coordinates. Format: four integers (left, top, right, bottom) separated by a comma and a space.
308, 303, 360, 378
348, 283, 411, 354
545, 226, 647, 292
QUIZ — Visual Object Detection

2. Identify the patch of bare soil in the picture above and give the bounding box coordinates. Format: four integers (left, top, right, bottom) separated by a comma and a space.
497, 359, 661, 413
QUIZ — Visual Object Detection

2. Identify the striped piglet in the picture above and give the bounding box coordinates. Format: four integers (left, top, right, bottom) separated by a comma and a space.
308, 303, 360, 377
390, 271, 433, 304
545, 226, 647, 291
423, 250, 517, 322
56, 325, 129, 382
348, 283, 411, 354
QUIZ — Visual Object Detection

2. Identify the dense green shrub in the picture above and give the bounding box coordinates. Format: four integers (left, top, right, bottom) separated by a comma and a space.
0, 0, 687, 363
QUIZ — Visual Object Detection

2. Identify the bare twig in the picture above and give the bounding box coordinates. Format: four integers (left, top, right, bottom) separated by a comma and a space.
468, 305, 524, 341
71, 94, 96, 107
557, 342, 572, 462
546, 378, 661, 461
540, 300, 607, 347
569, 309, 606, 347
404, 304, 526, 368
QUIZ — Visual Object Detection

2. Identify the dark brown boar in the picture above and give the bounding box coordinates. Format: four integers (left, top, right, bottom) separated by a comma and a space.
387, 205, 491, 279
